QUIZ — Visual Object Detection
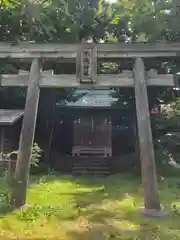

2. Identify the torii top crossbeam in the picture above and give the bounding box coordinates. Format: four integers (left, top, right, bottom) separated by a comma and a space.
0, 42, 180, 59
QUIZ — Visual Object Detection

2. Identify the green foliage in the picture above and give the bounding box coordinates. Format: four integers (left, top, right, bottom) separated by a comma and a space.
151, 98, 180, 172
0, 0, 114, 42
0, 0, 180, 43
165, 99, 180, 128
18, 204, 78, 222
0, 143, 42, 208
30, 143, 43, 167
8, 143, 42, 168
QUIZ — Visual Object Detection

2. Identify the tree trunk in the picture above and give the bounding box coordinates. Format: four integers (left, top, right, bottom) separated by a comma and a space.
134, 57, 161, 210
11, 58, 41, 208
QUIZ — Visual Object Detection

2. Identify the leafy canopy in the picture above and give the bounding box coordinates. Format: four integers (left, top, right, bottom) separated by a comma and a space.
0, 0, 180, 42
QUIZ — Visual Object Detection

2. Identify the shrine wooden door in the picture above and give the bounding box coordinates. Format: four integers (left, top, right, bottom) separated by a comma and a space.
72, 114, 112, 156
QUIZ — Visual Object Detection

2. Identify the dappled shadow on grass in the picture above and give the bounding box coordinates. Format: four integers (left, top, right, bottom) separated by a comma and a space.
1, 174, 180, 239
67, 226, 177, 240
6, 174, 143, 227
55, 175, 143, 239
67, 224, 137, 240
66, 206, 180, 240
54, 174, 180, 240
34, 173, 142, 202
67, 206, 180, 240
26, 173, 180, 214
26, 173, 141, 209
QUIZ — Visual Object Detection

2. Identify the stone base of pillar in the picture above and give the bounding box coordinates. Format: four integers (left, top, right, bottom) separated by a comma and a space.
137, 207, 168, 218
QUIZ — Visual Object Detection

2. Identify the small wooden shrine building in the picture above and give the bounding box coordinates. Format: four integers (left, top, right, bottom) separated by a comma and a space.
56, 87, 132, 157
49, 87, 134, 173
0, 110, 23, 156
0, 110, 23, 173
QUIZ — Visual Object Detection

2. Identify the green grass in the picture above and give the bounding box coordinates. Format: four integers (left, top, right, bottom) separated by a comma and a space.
0, 174, 180, 239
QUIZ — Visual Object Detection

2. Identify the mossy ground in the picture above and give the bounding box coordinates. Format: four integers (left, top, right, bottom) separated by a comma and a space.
0, 174, 180, 239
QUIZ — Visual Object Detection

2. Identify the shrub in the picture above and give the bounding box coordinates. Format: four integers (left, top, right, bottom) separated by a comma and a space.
30, 143, 43, 167
6, 142, 43, 168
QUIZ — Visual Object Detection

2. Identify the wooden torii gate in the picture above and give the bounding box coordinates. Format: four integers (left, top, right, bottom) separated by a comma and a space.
1, 41, 177, 214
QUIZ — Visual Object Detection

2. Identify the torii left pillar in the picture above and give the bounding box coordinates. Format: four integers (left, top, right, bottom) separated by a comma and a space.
11, 58, 41, 208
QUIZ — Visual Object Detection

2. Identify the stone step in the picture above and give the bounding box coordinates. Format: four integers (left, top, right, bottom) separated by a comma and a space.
74, 159, 109, 163
72, 171, 110, 176
73, 166, 109, 170
73, 162, 108, 166
72, 156, 110, 175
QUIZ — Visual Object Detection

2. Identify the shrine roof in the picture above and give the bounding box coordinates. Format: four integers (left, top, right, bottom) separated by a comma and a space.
60, 88, 121, 108
0, 110, 24, 126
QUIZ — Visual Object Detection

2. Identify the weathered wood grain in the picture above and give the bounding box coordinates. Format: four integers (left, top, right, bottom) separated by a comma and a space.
134, 57, 161, 210
0, 42, 179, 59
1, 73, 174, 87
11, 58, 41, 208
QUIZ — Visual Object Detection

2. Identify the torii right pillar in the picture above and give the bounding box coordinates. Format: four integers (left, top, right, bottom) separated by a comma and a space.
134, 57, 167, 217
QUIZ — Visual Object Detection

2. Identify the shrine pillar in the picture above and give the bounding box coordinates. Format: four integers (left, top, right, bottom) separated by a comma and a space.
11, 58, 41, 208
134, 57, 162, 214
